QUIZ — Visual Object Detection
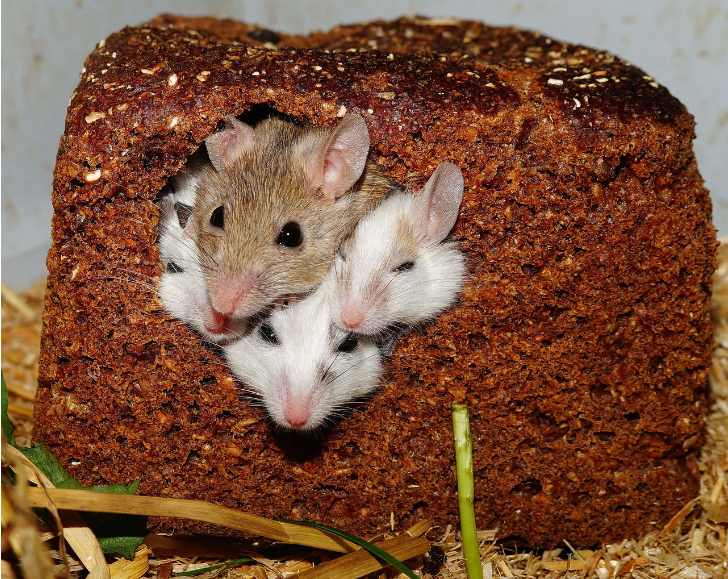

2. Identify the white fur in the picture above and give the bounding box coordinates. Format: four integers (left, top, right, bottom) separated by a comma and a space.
157, 169, 246, 344
223, 270, 383, 431
332, 162, 467, 336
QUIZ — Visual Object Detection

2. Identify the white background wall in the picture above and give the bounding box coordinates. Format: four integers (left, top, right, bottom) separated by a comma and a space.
3, 0, 727, 289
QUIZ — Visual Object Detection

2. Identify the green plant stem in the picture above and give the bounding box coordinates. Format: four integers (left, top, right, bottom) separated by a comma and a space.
452, 404, 483, 579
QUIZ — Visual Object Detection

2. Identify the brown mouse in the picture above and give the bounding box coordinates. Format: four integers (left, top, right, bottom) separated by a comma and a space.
191, 113, 396, 322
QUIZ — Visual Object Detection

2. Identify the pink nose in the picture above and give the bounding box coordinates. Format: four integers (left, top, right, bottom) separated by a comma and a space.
214, 271, 256, 316
204, 308, 230, 334
284, 404, 310, 429
340, 305, 365, 330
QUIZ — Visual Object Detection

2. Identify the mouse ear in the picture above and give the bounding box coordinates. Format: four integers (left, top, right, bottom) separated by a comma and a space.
205, 116, 256, 172
174, 202, 193, 230
306, 114, 370, 201
157, 196, 176, 227
412, 162, 464, 244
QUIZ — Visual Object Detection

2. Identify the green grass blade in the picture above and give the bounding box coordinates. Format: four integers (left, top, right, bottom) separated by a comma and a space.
277, 518, 419, 579
2, 372, 17, 446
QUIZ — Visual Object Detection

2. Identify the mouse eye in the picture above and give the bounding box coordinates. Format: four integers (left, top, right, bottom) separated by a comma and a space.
276, 222, 303, 247
166, 260, 184, 274
394, 261, 415, 272
210, 206, 225, 229
337, 334, 359, 353
259, 322, 279, 345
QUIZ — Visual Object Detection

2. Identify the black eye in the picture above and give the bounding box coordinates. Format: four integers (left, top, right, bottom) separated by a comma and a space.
166, 261, 184, 274
337, 335, 359, 353
276, 222, 303, 247
394, 261, 415, 272
210, 206, 225, 229
259, 323, 279, 345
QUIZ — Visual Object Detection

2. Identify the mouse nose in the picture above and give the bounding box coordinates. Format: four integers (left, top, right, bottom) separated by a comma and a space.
284, 404, 310, 429
340, 304, 365, 330
214, 270, 257, 316
204, 308, 231, 334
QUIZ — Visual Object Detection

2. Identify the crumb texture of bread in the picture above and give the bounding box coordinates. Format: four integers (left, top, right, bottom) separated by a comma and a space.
34, 15, 716, 547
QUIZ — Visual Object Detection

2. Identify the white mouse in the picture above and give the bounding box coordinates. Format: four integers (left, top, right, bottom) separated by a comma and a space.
156, 173, 247, 344
331, 161, 468, 336
156, 149, 206, 264
223, 270, 384, 431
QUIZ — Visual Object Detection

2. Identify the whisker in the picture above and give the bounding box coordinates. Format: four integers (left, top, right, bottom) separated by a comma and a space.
324, 350, 382, 389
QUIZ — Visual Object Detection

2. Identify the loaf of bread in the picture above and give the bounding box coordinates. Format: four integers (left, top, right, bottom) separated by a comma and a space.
34, 15, 716, 546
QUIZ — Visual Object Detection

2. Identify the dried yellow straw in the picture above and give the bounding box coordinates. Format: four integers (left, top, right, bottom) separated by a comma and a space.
23, 486, 363, 553
107, 546, 152, 579
20, 484, 430, 579
3, 444, 111, 579
1, 455, 57, 579
1, 282, 36, 320
296, 531, 429, 578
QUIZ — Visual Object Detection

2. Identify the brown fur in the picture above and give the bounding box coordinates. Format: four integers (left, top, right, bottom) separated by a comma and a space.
193, 116, 396, 318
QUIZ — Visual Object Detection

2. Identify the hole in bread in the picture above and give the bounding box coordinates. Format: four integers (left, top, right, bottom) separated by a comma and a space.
184, 450, 201, 466
69, 178, 86, 190
497, 534, 530, 547
188, 401, 200, 423
623, 411, 640, 423
510, 478, 542, 496
412, 500, 429, 516
589, 382, 610, 402
569, 491, 591, 505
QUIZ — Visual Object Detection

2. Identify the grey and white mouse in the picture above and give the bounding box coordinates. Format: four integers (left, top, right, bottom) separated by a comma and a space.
223, 269, 384, 431
331, 161, 467, 336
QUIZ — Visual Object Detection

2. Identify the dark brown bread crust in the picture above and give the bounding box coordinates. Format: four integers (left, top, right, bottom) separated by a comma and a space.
34, 15, 715, 546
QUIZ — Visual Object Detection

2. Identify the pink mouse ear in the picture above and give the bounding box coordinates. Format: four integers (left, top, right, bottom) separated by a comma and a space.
305, 114, 370, 201
205, 116, 256, 172
412, 162, 465, 244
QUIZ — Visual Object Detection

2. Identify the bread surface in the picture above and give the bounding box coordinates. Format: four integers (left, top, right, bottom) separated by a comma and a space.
34, 15, 715, 546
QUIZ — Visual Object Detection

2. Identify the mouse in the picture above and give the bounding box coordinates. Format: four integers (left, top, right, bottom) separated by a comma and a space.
192, 113, 396, 323
331, 161, 468, 336
156, 173, 248, 344
222, 268, 384, 431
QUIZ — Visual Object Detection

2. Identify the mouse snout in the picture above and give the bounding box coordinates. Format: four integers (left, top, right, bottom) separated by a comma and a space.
282, 390, 318, 429
203, 308, 231, 335
280, 377, 321, 430
213, 270, 257, 316
283, 403, 311, 429
340, 303, 366, 330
